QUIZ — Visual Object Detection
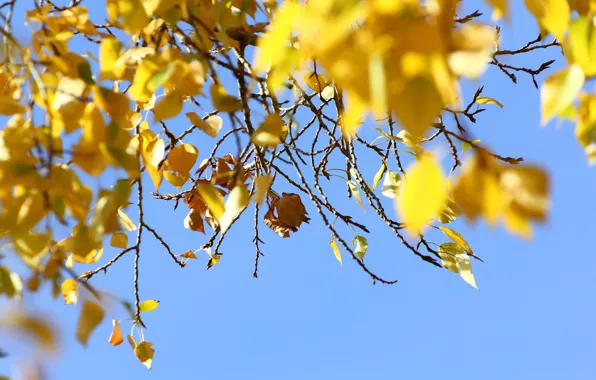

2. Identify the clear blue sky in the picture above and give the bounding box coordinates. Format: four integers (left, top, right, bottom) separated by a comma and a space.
2, 1, 596, 379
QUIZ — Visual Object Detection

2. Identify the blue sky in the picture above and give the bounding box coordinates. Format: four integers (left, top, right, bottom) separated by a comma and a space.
2, 1, 596, 379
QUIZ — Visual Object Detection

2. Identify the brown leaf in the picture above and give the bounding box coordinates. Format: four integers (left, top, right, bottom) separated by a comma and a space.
275, 193, 309, 228
183, 209, 205, 233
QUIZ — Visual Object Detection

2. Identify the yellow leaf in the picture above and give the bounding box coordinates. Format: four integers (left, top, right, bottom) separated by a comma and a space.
196, 182, 225, 222
437, 226, 473, 254
541, 64, 585, 125
119, 0, 150, 34
129, 58, 161, 102
117, 208, 137, 231
254, 175, 273, 204
352, 235, 368, 261
134, 341, 154, 370
167, 143, 198, 175
185, 112, 222, 138
220, 183, 250, 233
61, 279, 78, 305
251, 113, 289, 147
179, 250, 197, 259
329, 237, 342, 266
476, 97, 503, 108
372, 162, 386, 191
485, 0, 508, 18
304, 71, 330, 92
13, 231, 52, 257
127, 334, 137, 350
99, 38, 123, 80
154, 91, 183, 121
438, 242, 462, 273
110, 232, 128, 248
565, 16, 596, 77
0, 96, 26, 115
525, 0, 570, 40
76, 301, 104, 346
455, 253, 478, 289
108, 319, 123, 346
211, 83, 242, 112
577, 93, 596, 147
397, 154, 447, 235
139, 299, 159, 313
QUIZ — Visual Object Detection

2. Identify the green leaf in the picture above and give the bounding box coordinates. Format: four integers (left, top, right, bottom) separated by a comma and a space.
372, 162, 387, 190
139, 299, 160, 313
476, 96, 503, 108
381, 170, 401, 199
78, 61, 95, 85
347, 180, 366, 211
352, 236, 368, 260
329, 237, 342, 266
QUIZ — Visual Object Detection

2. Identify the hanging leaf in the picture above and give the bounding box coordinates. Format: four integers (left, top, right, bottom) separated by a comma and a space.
134, 341, 155, 370
352, 236, 368, 260
117, 208, 137, 231
437, 226, 474, 255
185, 112, 222, 138
381, 170, 401, 199
196, 182, 226, 222
329, 237, 342, 266
139, 300, 160, 313
476, 97, 503, 108
76, 301, 104, 346
220, 183, 250, 233
254, 175, 273, 204
211, 83, 242, 112
110, 232, 128, 248
347, 180, 366, 211
183, 209, 205, 233
372, 162, 387, 190
541, 64, 585, 125
108, 319, 123, 346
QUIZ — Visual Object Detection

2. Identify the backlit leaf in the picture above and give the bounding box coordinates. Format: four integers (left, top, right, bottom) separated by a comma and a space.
541, 64, 585, 125
134, 341, 154, 370
438, 226, 474, 254
61, 279, 78, 305
476, 97, 503, 108
211, 83, 242, 112
329, 237, 342, 266
197, 182, 225, 222
220, 183, 250, 233
381, 170, 401, 199
352, 236, 368, 261
108, 319, 123, 346
254, 175, 273, 204
117, 208, 137, 231
185, 112, 222, 138
397, 154, 447, 235
525, 0, 569, 40
372, 162, 386, 190
139, 299, 159, 313
348, 180, 366, 211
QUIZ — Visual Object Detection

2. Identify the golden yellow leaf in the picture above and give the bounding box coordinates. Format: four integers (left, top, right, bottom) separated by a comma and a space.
99, 38, 123, 80
525, 0, 570, 40
541, 64, 585, 125
154, 91, 183, 121
117, 208, 137, 231
139, 299, 159, 313
108, 319, 123, 346
76, 301, 104, 346
485, 0, 508, 18
0, 96, 26, 115
127, 334, 137, 350
167, 143, 198, 175
438, 226, 473, 254
397, 154, 447, 235
196, 182, 225, 222
61, 279, 78, 305
576, 93, 596, 147
211, 83, 243, 112
304, 71, 330, 92
329, 237, 342, 266
13, 231, 52, 257
372, 162, 387, 191
134, 341, 154, 370
476, 97, 504, 108
251, 113, 289, 147
185, 113, 223, 138
110, 232, 128, 248
179, 250, 197, 259
254, 175, 273, 204
220, 183, 250, 233
565, 16, 596, 77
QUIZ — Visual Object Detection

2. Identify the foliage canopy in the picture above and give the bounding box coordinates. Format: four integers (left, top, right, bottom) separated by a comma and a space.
0, 0, 593, 374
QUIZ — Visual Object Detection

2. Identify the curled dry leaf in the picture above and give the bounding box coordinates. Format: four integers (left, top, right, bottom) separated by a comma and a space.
263, 193, 310, 238
183, 209, 205, 233
108, 319, 123, 346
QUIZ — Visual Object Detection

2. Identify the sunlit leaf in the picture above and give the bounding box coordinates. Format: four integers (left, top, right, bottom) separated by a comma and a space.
220, 183, 250, 233
347, 180, 366, 211
541, 64, 585, 125
397, 154, 447, 235
329, 237, 342, 266
438, 226, 474, 255
110, 232, 128, 248
134, 341, 154, 370
61, 279, 78, 305
525, 0, 569, 40
352, 236, 368, 260
185, 112, 222, 138
139, 299, 159, 313
254, 175, 273, 204
211, 83, 242, 112
372, 162, 386, 191
196, 182, 225, 222
117, 208, 137, 231
251, 114, 289, 147
476, 97, 503, 108
108, 319, 123, 346
381, 170, 401, 199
